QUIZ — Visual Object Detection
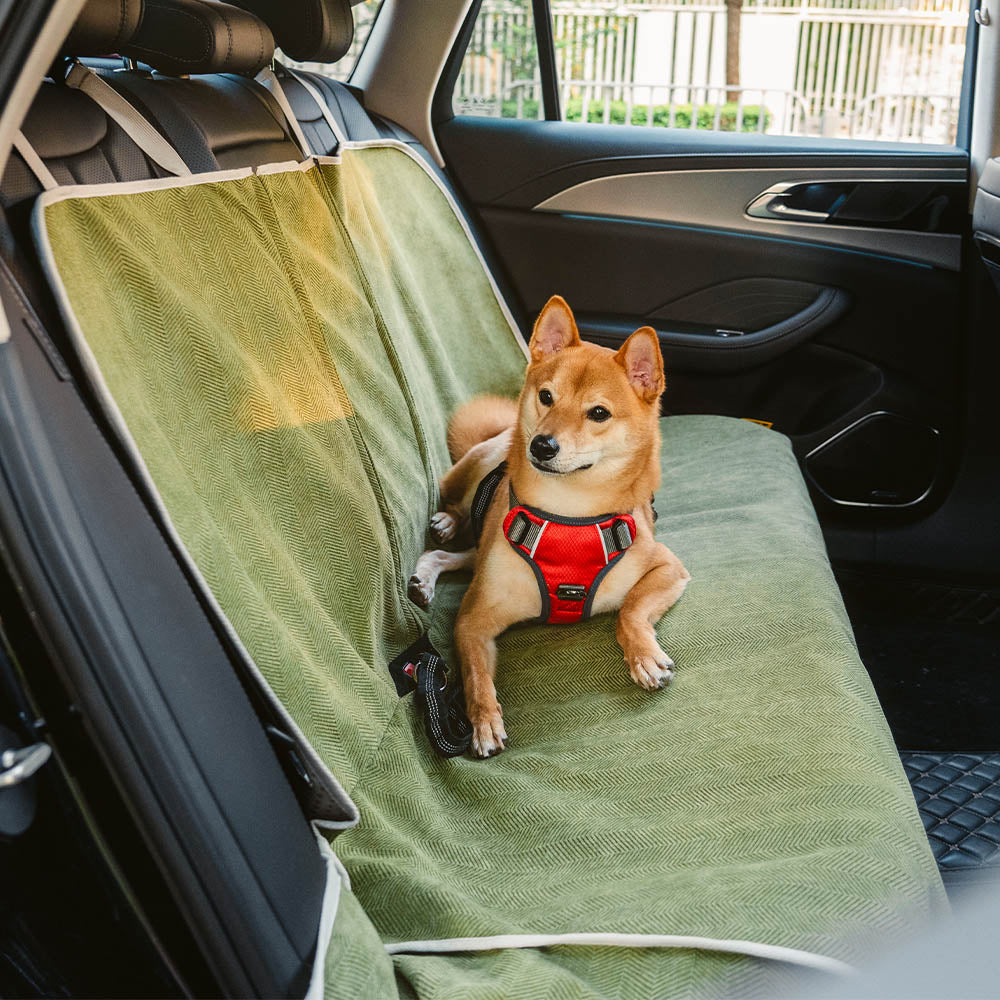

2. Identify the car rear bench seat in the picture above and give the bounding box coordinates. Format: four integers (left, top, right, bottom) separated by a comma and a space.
7, 0, 946, 997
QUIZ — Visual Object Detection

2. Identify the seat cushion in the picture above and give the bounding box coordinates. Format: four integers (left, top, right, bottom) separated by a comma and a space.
34, 146, 945, 997
336, 414, 947, 996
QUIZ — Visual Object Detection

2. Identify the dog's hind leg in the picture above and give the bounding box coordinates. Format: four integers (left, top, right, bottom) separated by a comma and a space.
408, 548, 476, 608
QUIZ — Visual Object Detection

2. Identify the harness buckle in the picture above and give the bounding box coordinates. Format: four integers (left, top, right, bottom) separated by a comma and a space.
507, 511, 532, 546
601, 517, 634, 554
556, 584, 587, 602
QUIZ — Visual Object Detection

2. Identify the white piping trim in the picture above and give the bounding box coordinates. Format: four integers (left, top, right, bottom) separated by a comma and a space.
256, 67, 313, 160
34, 164, 257, 206
65, 63, 192, 177
384, 932, 857, 977
304, 824, 346, 1000
285, 66, 347, 148
595, 522, 609, 564
13, 130, 57, 190
529, 519, 547, 558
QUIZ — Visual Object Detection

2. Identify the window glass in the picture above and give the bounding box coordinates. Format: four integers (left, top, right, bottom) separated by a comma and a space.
455, 0, 543, 119
455, 0, 969, 145
280, 0, 384, 82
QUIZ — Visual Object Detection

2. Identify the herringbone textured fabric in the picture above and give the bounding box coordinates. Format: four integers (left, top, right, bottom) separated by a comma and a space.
39, 149, 945, 999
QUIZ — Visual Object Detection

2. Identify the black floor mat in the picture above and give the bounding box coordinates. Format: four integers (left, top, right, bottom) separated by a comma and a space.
836, 568, 1000, 750
901, 752, 1000, 895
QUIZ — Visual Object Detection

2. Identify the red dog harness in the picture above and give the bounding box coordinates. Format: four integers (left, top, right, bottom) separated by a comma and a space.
471, 462, 638, 624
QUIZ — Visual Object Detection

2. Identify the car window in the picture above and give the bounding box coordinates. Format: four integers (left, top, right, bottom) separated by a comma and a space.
280, 0, 383, 82
453, 0, 970, 145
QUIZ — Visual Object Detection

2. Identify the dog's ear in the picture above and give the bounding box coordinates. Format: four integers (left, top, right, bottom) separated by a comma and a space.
615, 327, 665, 403
529, 295, 581, 362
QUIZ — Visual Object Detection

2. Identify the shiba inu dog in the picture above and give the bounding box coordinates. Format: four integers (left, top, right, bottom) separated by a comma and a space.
409, 295, 690, 758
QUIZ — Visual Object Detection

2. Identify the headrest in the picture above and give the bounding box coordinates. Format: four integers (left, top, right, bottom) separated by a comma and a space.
226, 0, 354, 64
60, 0, 143, 57
61, 0, 274, 75
127, 0, 274, 75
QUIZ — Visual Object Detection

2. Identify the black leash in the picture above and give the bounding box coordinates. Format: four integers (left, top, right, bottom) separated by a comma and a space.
388, 635, 471, 757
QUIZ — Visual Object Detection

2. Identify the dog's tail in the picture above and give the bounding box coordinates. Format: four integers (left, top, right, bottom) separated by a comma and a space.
447, 395, 518, 463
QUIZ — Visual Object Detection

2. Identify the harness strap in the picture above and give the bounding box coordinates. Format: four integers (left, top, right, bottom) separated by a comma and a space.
12, 131, 58, 190
255, 65, 313, 160
285, 66, 347, 148
65, 62, 192, 177
470, 460, 508, 542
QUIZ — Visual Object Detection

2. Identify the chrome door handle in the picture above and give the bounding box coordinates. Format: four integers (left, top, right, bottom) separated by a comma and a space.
0, 742, 51, 788
746, 185, 831, 222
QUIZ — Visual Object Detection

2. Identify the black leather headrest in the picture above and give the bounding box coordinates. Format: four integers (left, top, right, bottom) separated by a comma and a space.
61, 0, 143, 56
227, 0, 354, 63
126, 0, 274, 75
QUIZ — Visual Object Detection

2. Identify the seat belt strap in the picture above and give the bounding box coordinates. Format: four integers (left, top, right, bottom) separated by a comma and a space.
65, 62, 191, 177
285, 66, 347, 148
12, 131, 58, 190
256, 66, 313, 159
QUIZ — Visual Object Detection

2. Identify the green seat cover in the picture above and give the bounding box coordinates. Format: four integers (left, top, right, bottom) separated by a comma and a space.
37, 145, 945, 999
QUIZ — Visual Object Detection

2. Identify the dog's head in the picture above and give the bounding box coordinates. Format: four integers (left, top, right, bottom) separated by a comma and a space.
518, 295, 665, 478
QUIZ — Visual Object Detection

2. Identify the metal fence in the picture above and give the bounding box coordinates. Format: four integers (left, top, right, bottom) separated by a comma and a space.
454, 0, 968, 143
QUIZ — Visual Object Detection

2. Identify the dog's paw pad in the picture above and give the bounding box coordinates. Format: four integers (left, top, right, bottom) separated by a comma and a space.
628, 652, 675, 691
470, 711, 507, 758
408, 574, 433, 608
429, 511, 456, 544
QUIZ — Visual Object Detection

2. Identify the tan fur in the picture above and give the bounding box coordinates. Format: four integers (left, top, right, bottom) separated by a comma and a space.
447, 395, 518, 464
411, 296, 690, 757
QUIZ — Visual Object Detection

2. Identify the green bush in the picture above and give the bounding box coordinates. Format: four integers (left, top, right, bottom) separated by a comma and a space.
499, 98, 770, 133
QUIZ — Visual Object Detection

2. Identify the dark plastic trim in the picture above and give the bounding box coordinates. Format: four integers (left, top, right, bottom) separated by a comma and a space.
533, 0, 560, 121
431, 0, 483, 126
579, 286, 851, 372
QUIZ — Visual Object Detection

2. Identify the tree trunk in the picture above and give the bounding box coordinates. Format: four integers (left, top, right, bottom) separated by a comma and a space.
725, 0, 743, 105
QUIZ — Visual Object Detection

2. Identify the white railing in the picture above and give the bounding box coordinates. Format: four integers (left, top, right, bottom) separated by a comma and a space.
461, 78, 960, 143
455, 0, 969, 144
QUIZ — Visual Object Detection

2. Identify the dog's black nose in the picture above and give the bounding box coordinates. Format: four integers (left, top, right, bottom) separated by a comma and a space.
530, 434, 560, 462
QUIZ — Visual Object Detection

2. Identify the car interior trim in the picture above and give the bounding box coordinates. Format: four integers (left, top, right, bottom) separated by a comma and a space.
353, 0, 473, 165
557, 212, 937, 270
804, 410, 942, 509
0, 0, 86, 181
534, 167, 966, 270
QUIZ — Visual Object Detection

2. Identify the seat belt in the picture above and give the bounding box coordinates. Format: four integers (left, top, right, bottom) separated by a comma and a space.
255, 65, 314, 159
284, 66, 347, 148
64, 62, 191, 178
12, 131, 58, 190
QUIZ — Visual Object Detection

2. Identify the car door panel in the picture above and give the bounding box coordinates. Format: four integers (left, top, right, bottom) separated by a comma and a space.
438, 116, 967, 521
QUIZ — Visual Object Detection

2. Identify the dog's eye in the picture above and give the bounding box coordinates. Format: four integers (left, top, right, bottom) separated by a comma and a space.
538, 389, 553, 406
587, 406, 611, 422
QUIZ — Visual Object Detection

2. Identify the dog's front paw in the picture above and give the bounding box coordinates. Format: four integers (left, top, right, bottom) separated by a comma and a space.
625, 644, 675, 691
429, 511, 456, 544
469, 703, 507, 758
408, 573, 434, 608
